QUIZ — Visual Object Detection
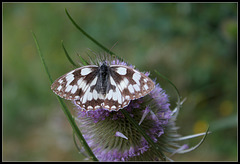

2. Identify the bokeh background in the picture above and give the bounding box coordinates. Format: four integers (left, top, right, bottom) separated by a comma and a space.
3, 3, 237, 161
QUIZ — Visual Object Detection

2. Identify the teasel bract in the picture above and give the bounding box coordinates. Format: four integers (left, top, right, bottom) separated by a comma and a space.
72, 54, 208, 161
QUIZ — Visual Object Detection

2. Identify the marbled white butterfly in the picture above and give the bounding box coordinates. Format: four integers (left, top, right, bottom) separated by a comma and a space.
51, 62, 155, 111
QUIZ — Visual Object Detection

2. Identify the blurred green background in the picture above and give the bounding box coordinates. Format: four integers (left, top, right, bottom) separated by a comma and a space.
3, 3, 237, 161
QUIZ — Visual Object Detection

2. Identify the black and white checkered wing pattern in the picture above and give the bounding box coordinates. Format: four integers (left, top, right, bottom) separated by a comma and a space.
51, 65, 98, 101
104, 65, 155, 111
51, 64, 155, 111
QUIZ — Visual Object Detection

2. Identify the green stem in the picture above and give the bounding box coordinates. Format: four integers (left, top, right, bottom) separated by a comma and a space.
32, 31, 98, 161
32, 31, 53, 83
65, 9, 112, 54
65, 8, 123, 62
61, 40, 78, 68
154, 70, 181, 99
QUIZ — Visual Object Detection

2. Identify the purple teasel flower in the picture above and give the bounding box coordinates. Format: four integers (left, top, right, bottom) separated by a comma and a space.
73, 53, 209, 161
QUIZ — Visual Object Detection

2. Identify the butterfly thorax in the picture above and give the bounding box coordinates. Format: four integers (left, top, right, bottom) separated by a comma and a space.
95, 63, 111, 95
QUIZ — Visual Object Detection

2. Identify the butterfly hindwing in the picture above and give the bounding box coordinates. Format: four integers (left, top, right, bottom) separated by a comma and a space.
75, 75, 106, 111
102, 75, 130, 111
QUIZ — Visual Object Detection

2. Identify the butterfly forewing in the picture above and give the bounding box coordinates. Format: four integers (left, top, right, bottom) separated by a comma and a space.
110, 65, 155, 101
51, 65, 98, 100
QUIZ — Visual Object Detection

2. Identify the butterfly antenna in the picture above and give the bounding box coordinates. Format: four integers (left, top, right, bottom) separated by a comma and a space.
106, 41, 125, 63
110, 41, 118, 52
86, 48, 100, 65
86, 51, 95, 65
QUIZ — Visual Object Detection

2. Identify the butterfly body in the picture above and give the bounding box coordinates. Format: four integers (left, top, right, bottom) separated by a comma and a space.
96, 63, 111, 95
51, 63, 155, 111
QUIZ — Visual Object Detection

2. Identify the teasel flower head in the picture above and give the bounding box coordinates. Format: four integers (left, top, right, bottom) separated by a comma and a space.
74, 53, 209, 161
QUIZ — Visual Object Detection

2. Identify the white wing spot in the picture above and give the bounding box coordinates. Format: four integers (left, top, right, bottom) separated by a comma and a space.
125, 95, 130, 100
87, 106, 93, 110
65, 85, 72, 92
66, 74, 74, 86
133, 84, 140, 91
128, 84, 135, 94
107, 89, 113, 100
66, 73, 74, 80
116, 87, 122, 104
99, 94, 104, 100
81, 68, 92, 75
93, 89, 98, 100
123, 78, 129, 85
71, 85, 78, 94
112, 90, 118, 101
82, 87, 90, 104
90, 77, 97, 86
80, 81, 87, 92
116, 67, 127, 75
58, 79, 63, 84
77, 77, 84, 86
110, 76, 117, 85
111, 105, 117, 110
133, 72, 141, 85
144, 84, 149, 90
119, 80, 127, 91
74, 96, 80, 99
87, 91, 93, 101
57, 85, 62, 91
95, 105, 100, 109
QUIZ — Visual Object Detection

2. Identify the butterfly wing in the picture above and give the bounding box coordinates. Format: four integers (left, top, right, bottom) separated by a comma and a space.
51, 65, 98, 100
103, 65, 155, 111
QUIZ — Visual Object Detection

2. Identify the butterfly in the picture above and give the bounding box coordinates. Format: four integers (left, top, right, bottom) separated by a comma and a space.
51, 62, 155, 111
